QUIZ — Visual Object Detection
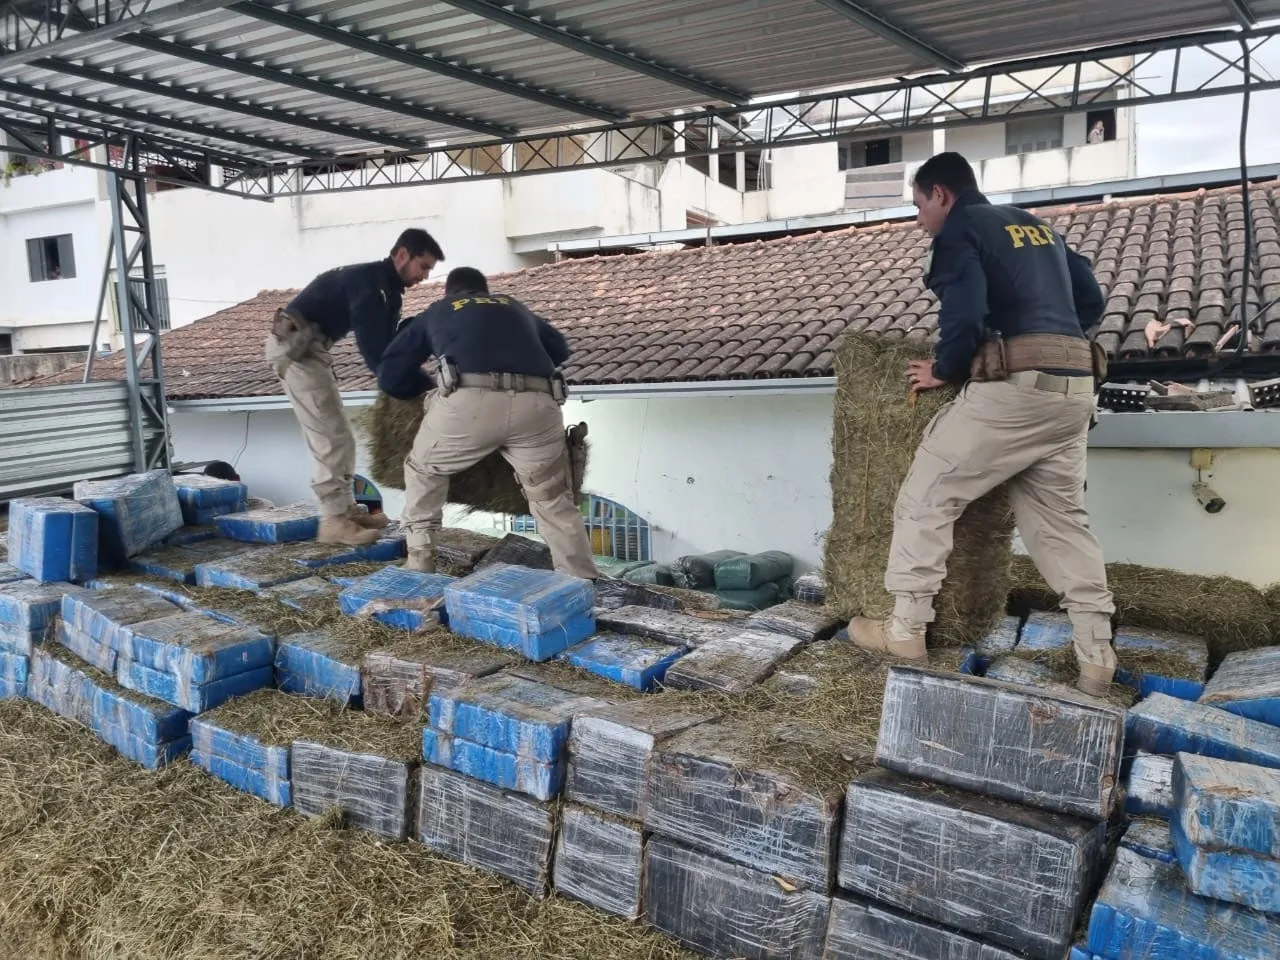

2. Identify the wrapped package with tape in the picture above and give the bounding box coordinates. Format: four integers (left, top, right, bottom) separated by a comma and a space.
416, 765, 556, 896
172, 474, 249, 525
9, 497, 98, 583
472, 532, 553, 571
566, 698, 718, 819
286, 535, 406, 569
274, 629, 362, 704
361, 643, 510, 720
58, 620, 117, 673
1087, 846, 1280, 959
338, 568, 454, 630
875, 667, 1125, 820
823, 896, 1026, 960
423, 728, 561, 801
444, 563, 595, 661
194, 547, 314, 591
0, 580, 89, 640
0, 650, 29, 699
645, 719, 856, 891
791, 572, 826, 605
59, 588, 180, 673
661, 628, 807, 695
643, 839, 831, 960
161, 525, 219, 546
745, 600, 841, 643
1111, 625, 1209, 701
433, 527, 499, 570
1125, 751, 1176, 818
561, 632, 686, 691
1199, 646, 1280, 726
214, 503, 321, 544
839, 769, 1106, 960
959, 614, 1022, 674
74, 470, 183, 564
27, 646, 96, 724
1121, 818, 1177, 864
591, 576, 680, 613
265, 577, 341, 614
553, 805, 645, 919
1018, 610, 1072, 650
130, 538, 253, 584
1126, 693, 1280, 769
595, 605, 738, 649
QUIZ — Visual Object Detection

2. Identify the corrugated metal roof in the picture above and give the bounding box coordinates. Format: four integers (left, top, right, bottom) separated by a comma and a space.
1, 0, 1276, 166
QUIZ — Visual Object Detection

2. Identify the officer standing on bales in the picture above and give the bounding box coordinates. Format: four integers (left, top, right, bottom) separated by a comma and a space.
266, 229, 444, 547
377, 266, 599, 581
845, 152, 1117, 696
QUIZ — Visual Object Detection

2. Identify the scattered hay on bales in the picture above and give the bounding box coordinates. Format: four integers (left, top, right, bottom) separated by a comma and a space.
0, 701, 698, 960
363, 392, 590, 515
1007, 555, 1274, 664
823, 333, 1016, 647
1003, 647, 1140, 710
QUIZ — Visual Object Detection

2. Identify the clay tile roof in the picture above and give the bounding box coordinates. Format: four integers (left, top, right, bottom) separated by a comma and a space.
27, 182, 1280, 399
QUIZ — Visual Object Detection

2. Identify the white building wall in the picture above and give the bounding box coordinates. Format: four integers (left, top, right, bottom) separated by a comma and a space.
173, 394, 1280, 588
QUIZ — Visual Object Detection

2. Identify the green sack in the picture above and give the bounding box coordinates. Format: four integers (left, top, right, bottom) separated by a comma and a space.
594, 556, 651, 579
715, 580, 785, 611
672, 550, 745, 589
714, 550, 796, 590
623, 562, 675, 586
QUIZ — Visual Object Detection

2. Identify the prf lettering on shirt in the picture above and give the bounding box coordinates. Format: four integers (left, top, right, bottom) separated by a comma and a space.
1005, 224, 1056, 248
451, 295, 511, 310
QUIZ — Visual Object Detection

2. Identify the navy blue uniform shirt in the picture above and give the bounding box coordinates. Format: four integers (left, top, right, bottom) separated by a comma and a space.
286, 258, 405, 372
926, 190, 1104, 382
377, 292, 570, 400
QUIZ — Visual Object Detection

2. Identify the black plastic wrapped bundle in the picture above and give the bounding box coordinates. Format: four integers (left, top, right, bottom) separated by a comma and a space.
662, 629, 806, 695
824, 896, 1026, 960
596, 605, 738, 649
553, 805, 645, 918
291, 740, 418, 840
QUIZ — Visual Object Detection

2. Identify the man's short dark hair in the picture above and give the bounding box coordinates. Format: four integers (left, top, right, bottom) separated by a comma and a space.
444, 266, 489, 298
912, 152, 979, 197
392, 228, 445, 262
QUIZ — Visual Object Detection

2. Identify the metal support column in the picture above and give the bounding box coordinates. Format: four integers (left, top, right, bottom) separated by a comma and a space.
102, 143, 171, 472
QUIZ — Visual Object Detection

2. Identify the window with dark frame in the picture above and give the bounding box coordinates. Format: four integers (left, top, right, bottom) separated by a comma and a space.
25, 234, 76, 282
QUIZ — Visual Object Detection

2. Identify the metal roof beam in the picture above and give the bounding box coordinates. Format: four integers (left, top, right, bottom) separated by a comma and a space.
812, 0, 965, 71
232, 0, 628, 123
434, 0, 749, 105
117, 32, 515, 138
0, 77, 323, 158
1224, 0, 1257, 27
32, 55, 424, 150
0, 0, 237, 66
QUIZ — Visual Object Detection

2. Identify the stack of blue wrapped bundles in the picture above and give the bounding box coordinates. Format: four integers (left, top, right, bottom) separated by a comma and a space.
114, 610, 275, 712
172, 474, 249, 525
190, 689, 308, 807
339, 567, 455, 630
274, 629, 363, 705
194, 547, 313, 591
0, 649, 28, 699
59, 587, 181, 673
561, 632, 686, 691
266, 577, 341, 614
444, 563, 595, 661
27, 645, 96, 724
130, 538, 252, 585
74, 470, 184, 566
0, 580, 88, 657
8, 497, 98, 583
215, 503, 320, 544
424, 673, 607, 801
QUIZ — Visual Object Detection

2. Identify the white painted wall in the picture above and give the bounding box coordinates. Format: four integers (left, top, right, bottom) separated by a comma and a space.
171, 394, 1280, 587
763, 142, 846, 219
504, 168, 661, 246
0, 193, 102, 338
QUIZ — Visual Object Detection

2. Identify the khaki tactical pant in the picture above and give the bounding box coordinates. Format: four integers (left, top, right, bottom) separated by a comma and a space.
402, 387, 599, 581
885, 374, 1115, 637
265, 334, 357, 518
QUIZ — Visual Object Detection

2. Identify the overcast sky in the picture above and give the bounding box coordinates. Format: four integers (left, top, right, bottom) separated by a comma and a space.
1132, 43, 1280, 176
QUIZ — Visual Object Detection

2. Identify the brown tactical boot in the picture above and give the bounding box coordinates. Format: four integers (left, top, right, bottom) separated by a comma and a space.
347, 504, 391, 531
1074, 637, 1118, 697
403, 550, 436, 574
317, 515, 379, 547
846, 616, 928, 662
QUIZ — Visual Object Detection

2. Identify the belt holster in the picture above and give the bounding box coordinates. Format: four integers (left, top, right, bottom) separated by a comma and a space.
550, 371, 568, 405
436, 356, 460, 397
272, 308, 319, 362
968, 335, 1007, 383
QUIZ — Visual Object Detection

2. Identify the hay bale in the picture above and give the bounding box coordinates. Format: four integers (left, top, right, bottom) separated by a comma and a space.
1008, 555, 1274, 664
364, 392, 590, 514
823, 334, 1015, 646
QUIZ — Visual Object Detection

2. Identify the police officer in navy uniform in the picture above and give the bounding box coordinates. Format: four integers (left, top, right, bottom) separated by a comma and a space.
377, 266, 598, 580
266, 229, 443, 546
846, 152, 1118, 695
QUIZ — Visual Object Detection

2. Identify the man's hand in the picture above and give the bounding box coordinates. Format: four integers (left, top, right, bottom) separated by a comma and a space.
906, 359, 945, 394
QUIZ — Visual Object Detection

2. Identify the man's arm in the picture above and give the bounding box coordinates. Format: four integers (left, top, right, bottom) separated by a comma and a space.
536, 316, 571, 367
929, 230, 989, 383
1064, 244, 1104, 334
376, 313, 435, 400
349, 275, 397, 373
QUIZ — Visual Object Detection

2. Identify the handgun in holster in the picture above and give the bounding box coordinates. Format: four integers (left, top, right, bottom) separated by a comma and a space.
435, 356, 460, 397
1088, 338, 1108, 431
271, 307, 321, 362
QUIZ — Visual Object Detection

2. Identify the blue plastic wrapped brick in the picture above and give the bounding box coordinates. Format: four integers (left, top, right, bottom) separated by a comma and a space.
1199, 647, 1280, 727
1113, 627, 1210, 701
27, 647, 96, 725
444, 563, 595, 661
428, 673, 607, 764
74, 470, 183, 564
1175, 752, 1280, 858
192, 750, 292, 806
91, 683, 191, 744
215, 503, 321, 544
1120, 819, 1177, 864
61, 588, 179, 655
1017, 611, 1072, 651
338, 567, 454, 630
0, 623, 45, 657
1126, 693, 1280, 770
1125, 752, 1175, 819
265, 577, 340, 614
1087, 846, 1280, 959
115, 611, 275, 684
194, 549, 314, 590
289, 535, 406, 569
1170, 811, 1280, 913
57, 622, 115, 673
117, 658, 275, 713
562, 632, 686, 691
9, 497, 98, 583
959, 615, 1022, 675
95, 721, 191, 769
191, 711, 292, 807
130, 538, 252, 584
161, 525, 219, 546
0, 563, 28, 585
274, 630, 362, 704
0, 580, 87, 632
0, 651, 28, 699
424, 728, 562, 801
172, 474, 249, 525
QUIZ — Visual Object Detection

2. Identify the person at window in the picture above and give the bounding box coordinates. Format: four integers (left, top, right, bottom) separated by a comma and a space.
844, 151, 1116, 696
266, 229, 443, 546
1088, 121, 1106, 144
377, 266, 598, 580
